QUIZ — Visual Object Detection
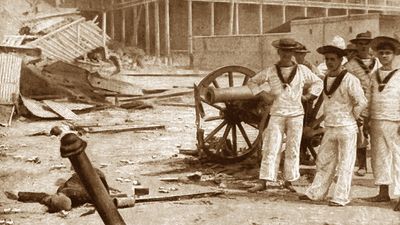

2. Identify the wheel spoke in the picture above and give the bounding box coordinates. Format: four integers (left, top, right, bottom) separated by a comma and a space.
204, 120, 228, 142
237, 122, 252, 148
200, 97, 224, 111
231, 124, 237, 154
310, 95, 324, 120
216, 124, 232, 151
307, 146, 317, 161
212, 80, 220, 88
228, 72, 234, 87
204, 115, 224, 122
242, 76, 250, 85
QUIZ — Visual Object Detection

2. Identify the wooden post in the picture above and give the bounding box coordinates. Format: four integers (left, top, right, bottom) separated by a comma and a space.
154, 0, 160, 58
165, 0, 171, 64
282, 5, 286, 23
121, 3, 126, 44
188, 0, 193, 67
304, 7, 308, 17
132, 7, 138, 46
102, 11, 107, 47
110, 0, 115, 39
235, 3, 239, 35
259, 4, 263, 34
229, 0, 234, 35
145, 3, 150, 54
210, 2, 214, 36
325, 8, 329, 17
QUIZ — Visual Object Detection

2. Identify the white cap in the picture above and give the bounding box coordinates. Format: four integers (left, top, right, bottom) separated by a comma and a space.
329, 35, 346, 50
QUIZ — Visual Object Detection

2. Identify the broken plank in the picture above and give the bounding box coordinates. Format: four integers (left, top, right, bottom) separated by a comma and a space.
119, 88, 192, 102
135, 191, 224, 203
158, 102, 195, 107
88, 73, 143, 96
179, 148, 198, 156
43, 100, 81, 120
83, 124, 165, 134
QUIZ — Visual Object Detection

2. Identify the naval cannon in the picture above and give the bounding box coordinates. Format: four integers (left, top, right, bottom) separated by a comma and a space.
194, 66, 324, 164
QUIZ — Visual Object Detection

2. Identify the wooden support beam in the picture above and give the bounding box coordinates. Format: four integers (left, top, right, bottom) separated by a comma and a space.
282, 5, 286, 23
121, 5, 126, 43
165, 0, 171, 64
132, 7, 138, 46
259, 4, 263, 34
188, 0, 193, 63
235, 3, 239, 35
110, 0, 115, 39
229, 1, 234, 35
304, 7, 308, 17
210, 2, 214, 36
102, 11, 107, 47
154, 1, 160, 57
145, 3, 150, 54
325, 7, 329, 17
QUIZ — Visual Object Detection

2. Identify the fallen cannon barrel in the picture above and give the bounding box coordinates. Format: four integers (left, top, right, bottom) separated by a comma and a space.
60, 133, 126, 225
206, 86, 257, 103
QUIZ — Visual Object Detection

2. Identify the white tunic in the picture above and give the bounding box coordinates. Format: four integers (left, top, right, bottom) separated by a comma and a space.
248, 64, 323, 117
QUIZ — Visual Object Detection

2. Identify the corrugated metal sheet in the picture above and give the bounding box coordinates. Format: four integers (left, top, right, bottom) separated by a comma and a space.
26, 17, 110, 63
0, 54, 22, 105
20, 96, 60, 118
43, 100, 81, 120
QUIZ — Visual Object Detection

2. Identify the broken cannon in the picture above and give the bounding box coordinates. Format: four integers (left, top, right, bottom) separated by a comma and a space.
194, 65, 324, 164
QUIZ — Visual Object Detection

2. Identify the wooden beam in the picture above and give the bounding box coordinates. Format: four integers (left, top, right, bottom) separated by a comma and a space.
165, 0, 171, 64
325, 7, 329, 17
102, 11, 107, 47
121, 3, 126, 43
188, 0, 193, 60
229, 0, 234, 35
210, 2, 214, 36
235, 3, 239, 35
154, 1, 160, 57
304, 6, 308, 17
110, 11, 115, 39
282, 5, 286, 23
145, 3, 150, 54
259, 4, 263, 34
133, 6, 138, 46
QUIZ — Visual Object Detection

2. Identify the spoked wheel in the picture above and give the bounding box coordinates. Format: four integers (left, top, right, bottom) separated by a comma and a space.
300, 95, 325, 165
194, 66, 268, 164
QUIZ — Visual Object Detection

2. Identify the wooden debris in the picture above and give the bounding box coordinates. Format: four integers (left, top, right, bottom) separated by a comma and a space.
132, 187, 149, 196
82, 125, 165, 134
158, 102, 195, 107
179, 148, 198, 156
113, 197, 135, 208
88, 73, 143, 96
119, 88, 193, 102
119, 100, 153, 110
43, 100, 80, 120
20, 96, 60, 119
135, 191, 224, 203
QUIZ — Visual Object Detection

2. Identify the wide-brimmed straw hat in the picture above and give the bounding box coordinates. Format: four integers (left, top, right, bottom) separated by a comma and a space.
271, 38, 300, 50
295, 44, 311, 53
370, 36, 400, 55
317, 45, 346, 57
350, 31, 372, 44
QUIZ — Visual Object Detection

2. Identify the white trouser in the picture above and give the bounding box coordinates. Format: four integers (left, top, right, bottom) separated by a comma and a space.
370, 120, 400, 196
259, 115, 303, 182
305, 125, 357, 206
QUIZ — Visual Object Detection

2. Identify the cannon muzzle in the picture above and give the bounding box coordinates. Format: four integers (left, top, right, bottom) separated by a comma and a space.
206, 86, 256, 103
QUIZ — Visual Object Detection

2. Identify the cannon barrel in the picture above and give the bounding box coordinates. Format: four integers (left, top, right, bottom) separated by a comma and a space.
206, 86, 257, 103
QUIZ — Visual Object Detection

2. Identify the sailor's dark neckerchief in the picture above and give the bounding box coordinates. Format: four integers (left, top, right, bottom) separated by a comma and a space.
275, 64, 298, 89
355, 57, 376, 74
376, 69, 399, 92
323, 70, 348, 98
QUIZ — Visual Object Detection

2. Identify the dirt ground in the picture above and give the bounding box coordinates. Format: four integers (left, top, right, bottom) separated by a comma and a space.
0, 76, 400, 225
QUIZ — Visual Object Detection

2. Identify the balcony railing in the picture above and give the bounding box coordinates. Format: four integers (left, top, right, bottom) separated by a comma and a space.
61, 0, 400, 11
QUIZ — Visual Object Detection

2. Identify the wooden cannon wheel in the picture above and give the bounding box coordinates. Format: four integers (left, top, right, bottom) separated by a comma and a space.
194, 66, 268, 163
194, 65, 324, 164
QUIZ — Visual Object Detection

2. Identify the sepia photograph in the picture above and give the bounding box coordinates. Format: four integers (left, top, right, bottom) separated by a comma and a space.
0, 0, 400, 224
